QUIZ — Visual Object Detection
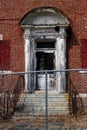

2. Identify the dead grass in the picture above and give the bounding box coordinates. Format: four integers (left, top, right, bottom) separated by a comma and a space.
0, 114, 87, 129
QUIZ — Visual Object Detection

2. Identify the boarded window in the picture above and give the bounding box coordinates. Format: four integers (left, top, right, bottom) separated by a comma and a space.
0, 40, 10, 70
81, 39, 87, 68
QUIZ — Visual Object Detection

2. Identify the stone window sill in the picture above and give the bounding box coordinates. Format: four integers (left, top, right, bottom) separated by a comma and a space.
0, 70, 12, 74
79, 71, 87, 74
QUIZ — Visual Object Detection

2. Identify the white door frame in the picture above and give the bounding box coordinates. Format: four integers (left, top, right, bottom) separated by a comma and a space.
23, 27, 67, 93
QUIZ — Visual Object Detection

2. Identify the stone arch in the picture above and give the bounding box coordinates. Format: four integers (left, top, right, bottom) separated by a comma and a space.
21, 7, 70, 27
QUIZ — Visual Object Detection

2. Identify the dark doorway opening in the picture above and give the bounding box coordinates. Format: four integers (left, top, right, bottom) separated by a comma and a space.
36, 52, 55, 90
35, 41, 55, 90
36, 41, 55, 49
36, 52, 54, 71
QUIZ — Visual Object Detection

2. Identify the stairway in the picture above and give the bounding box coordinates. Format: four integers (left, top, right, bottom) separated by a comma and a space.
15, 91, 70, 116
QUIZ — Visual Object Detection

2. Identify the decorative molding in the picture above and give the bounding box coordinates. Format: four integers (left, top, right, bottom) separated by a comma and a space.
24, 28, 31, 39
59, 28, 67, 39
21, 7, 70, 27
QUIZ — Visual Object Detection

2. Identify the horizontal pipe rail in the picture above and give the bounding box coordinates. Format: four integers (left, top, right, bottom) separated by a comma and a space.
0, 68, 87, 75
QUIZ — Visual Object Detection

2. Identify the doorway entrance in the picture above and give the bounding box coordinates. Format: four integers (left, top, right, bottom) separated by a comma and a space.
35, 41, 55, 90
21, 7, 70, 93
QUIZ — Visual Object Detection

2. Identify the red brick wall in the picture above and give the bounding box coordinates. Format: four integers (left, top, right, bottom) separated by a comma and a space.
0, 0, 87, 71
0, 0, 87, 111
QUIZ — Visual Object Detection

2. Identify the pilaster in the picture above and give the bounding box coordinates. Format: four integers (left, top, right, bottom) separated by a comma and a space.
56, 28, 67, 93
24, 28, 31, 92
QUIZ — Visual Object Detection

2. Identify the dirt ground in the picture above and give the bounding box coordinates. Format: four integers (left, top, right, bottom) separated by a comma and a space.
0, 114, 87, 130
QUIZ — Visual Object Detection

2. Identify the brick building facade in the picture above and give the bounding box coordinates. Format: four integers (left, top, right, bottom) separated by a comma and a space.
0, 0, 87, 114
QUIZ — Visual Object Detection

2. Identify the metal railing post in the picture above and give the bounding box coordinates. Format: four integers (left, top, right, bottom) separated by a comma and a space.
45, 71, 48, 130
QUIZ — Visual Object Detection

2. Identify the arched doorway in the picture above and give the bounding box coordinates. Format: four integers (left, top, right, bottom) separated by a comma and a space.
21, 7, 70, 93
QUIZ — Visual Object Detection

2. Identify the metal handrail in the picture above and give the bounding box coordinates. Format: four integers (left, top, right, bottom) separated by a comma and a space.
13, 75, 24, 110
0, 75, 24, 119
69, 78, 84, 115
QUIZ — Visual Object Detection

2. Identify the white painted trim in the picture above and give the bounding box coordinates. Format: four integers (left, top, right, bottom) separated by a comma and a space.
23, 26, 67, 93
0, 34, 3, 40
24, 28, 31, 92
79, 93, 87, 97
0, 70, 12, 74
79, 71, 87, 74
24, 25, 69, 28
56, 28, 66, 93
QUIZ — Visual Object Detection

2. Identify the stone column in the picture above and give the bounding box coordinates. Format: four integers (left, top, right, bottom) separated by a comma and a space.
56, 28, 66, 93
29, 38, 35, 92
24, 28, 31, 92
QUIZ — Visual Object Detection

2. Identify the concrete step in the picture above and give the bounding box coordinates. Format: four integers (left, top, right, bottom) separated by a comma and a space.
17, 102, 69, 109
16, 91, 70, 115
20, 97, 69, 102
14, 110, 69, 119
